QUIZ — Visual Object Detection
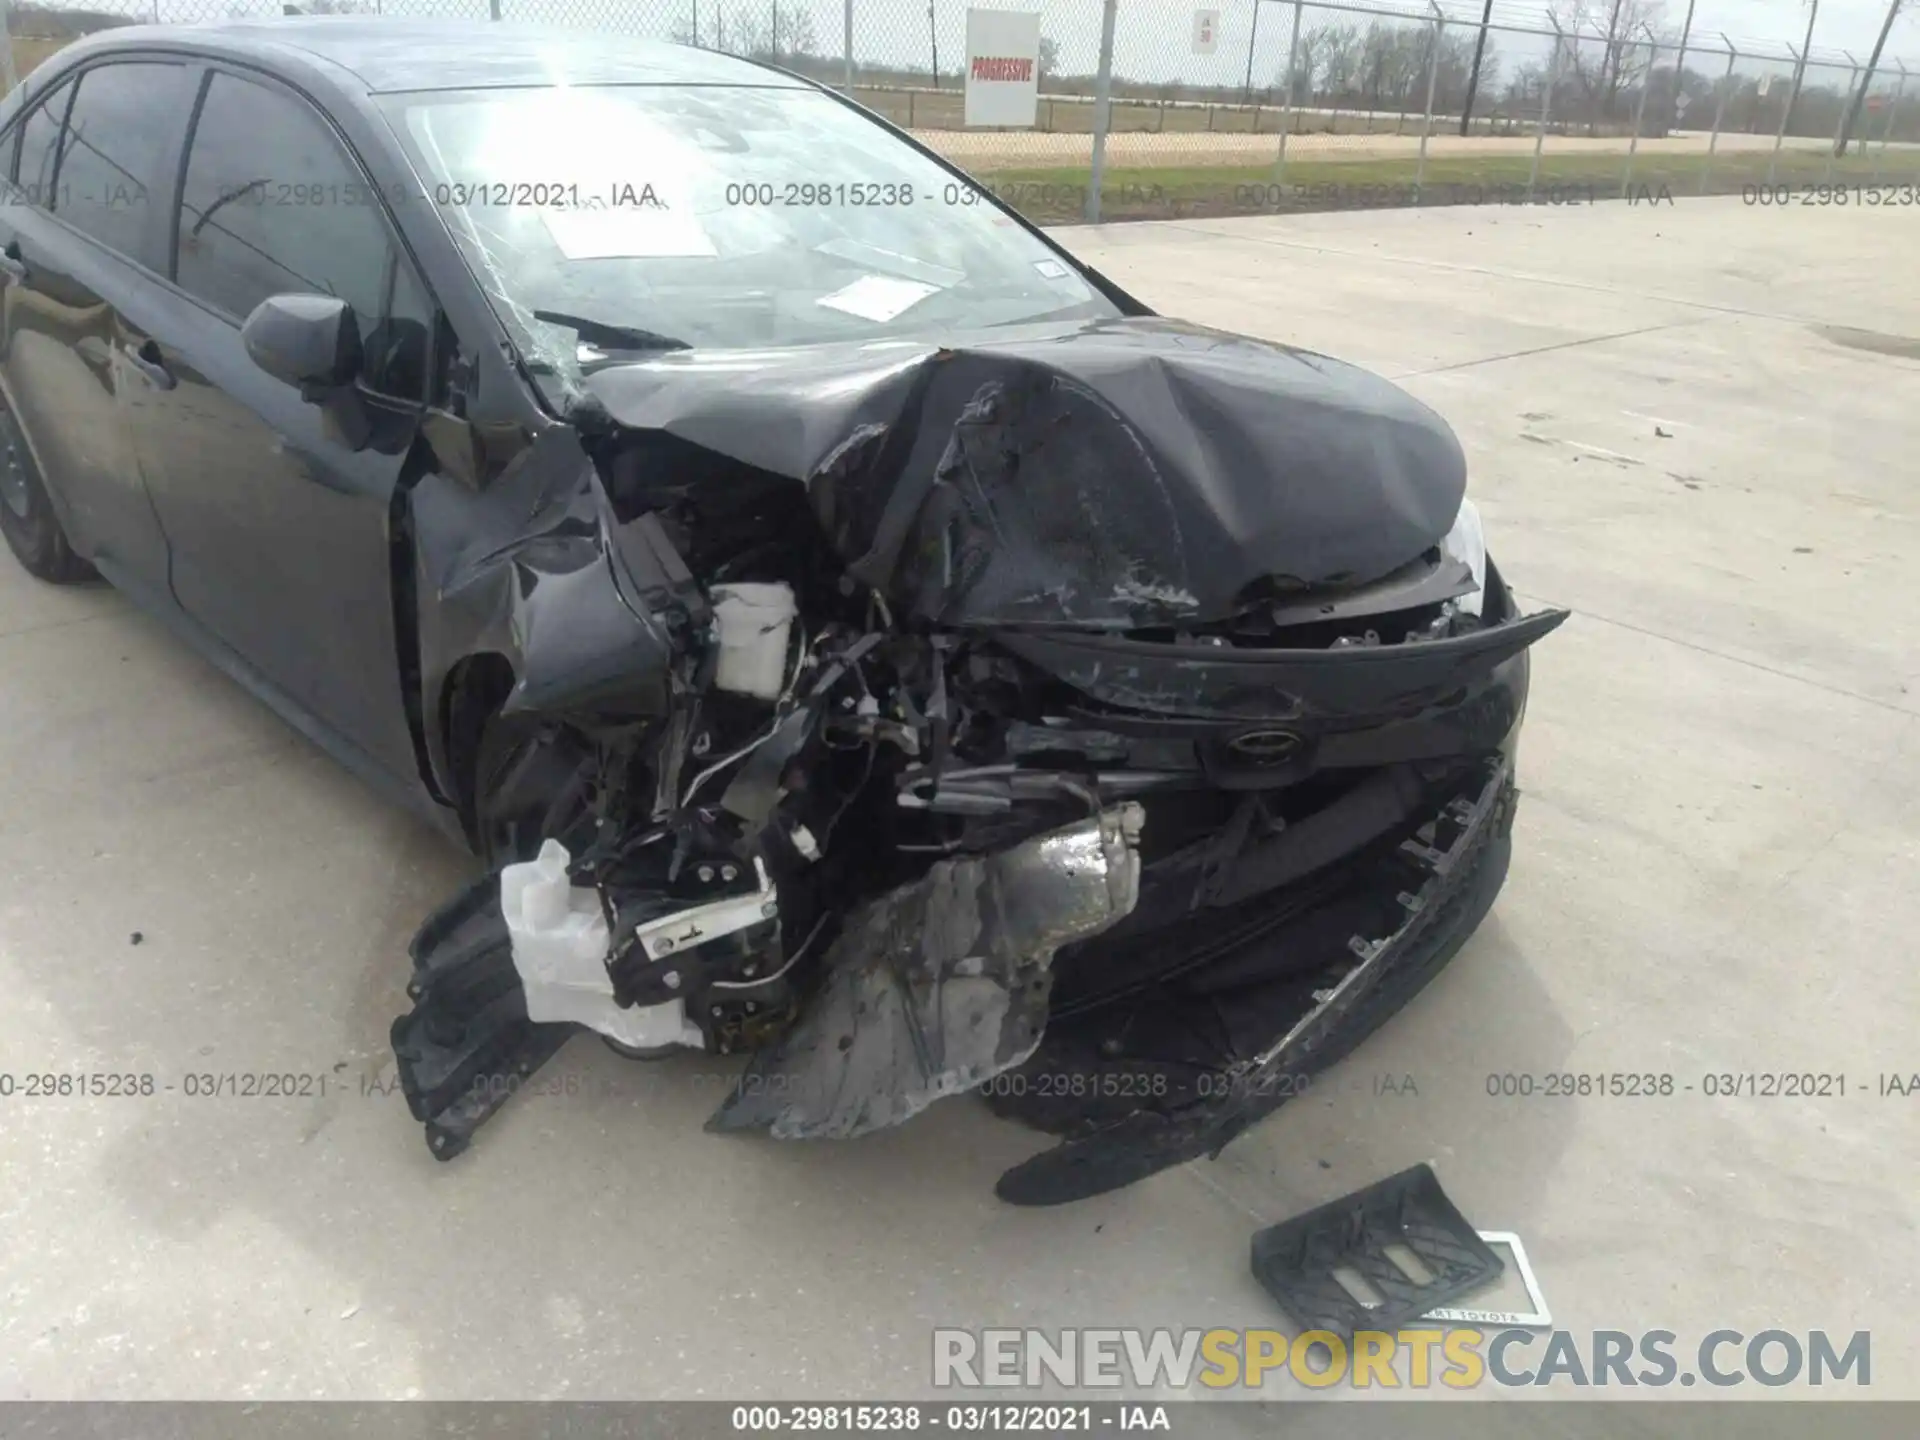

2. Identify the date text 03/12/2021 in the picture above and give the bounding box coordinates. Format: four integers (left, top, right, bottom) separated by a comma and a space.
731, 1406, 1172, 1432
1483, 1071, 1920, 1097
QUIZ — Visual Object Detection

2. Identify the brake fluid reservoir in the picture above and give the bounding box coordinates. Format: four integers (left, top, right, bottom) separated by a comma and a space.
710, 582, 796, 700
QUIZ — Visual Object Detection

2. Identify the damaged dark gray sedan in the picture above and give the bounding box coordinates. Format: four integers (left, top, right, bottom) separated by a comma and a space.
0, 19, 1564, 1203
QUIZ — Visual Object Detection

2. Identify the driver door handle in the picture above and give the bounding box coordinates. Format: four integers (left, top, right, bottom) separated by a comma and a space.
122, 338, 176, 391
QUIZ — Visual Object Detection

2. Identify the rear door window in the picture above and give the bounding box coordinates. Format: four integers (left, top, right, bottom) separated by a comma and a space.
10, 75, 77, 208
54, 61, 196, 262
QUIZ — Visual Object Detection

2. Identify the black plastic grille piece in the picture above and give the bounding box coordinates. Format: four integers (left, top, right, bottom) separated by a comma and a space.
1249, 1163, 1503, 1338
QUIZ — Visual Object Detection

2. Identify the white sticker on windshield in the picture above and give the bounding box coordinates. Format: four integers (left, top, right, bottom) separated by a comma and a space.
816, 274, 941, 324
540, 204, 717, 260
1035, 258, 1090, 300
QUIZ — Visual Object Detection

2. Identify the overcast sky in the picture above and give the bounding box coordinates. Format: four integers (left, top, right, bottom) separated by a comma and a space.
1595, 0, 1906, 58
58, 0, 1920, 89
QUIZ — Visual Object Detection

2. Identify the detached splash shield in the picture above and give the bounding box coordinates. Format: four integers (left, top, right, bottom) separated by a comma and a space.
710, 804, 1143, 1139
392, 806, 1144, 1155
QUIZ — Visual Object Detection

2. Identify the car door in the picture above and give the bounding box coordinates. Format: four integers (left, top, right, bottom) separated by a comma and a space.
123, 65, 435, 784
0, 59, 197, 595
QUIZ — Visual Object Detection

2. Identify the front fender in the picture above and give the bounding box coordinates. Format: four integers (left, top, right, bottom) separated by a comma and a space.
407, 423, 696, 817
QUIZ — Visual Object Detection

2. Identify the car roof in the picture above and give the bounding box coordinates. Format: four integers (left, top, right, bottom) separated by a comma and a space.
67, 18, 809, 95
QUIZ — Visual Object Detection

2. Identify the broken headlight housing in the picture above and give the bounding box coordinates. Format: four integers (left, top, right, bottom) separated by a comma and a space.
1438, 495, 1487, 618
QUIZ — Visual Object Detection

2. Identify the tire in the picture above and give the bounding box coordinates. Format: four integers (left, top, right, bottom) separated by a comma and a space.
0, 399, 95, 584
468, 712, 600, 869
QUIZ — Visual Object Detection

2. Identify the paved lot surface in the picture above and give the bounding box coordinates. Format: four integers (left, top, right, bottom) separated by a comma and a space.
2, 197, 1916, 1402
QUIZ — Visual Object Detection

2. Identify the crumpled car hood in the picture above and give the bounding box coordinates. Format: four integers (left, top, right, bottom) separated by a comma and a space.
580, 315, 1467, 628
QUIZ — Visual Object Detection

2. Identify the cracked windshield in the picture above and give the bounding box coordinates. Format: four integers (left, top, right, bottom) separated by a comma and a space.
389, 81, 1113, 384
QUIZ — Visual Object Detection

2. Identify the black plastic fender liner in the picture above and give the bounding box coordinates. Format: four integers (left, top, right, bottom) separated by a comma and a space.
389, 870, 575, 1160
1248, 1163, 1505, 1339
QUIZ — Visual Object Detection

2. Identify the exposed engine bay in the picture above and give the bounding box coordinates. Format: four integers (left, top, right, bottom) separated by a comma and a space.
390, 316, 1567, 1203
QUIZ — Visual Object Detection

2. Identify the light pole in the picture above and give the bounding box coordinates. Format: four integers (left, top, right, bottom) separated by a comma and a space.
1243, 0, 1262, 105
1837, 0, 1904, 153
1459, 0, 1496, 135
1672, 0, 1697, 127
1603, 0, 1627, 108
1784, 0, 1819, 133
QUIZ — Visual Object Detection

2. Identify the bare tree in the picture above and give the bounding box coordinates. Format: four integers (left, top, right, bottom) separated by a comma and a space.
1355, 23, 1435, 111
1503, 59, 1551, 108
784, 7, 820, 58
1317, 22, 1366, 106
1436, 29, 1498, 112
1549, 0, 1667, 127
1038, 35, 1060, 82
1281, 25, 1321, 100
734, 2, 818, 60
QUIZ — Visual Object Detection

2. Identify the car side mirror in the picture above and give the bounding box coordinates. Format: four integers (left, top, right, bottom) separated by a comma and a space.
241, 293, 362, 403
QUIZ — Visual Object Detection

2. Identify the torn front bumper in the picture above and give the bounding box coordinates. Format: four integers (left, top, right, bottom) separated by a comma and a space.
987, 753, 1517, 1205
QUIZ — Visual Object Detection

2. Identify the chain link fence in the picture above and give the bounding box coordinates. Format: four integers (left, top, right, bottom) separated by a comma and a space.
5, 0, 1917, 222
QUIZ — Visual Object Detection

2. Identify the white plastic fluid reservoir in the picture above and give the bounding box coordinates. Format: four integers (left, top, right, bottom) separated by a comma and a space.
500, 839, 702, 1053
710, 582, 796, 700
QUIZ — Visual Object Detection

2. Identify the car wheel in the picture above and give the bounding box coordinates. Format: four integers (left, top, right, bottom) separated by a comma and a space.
0, 401, 95, 584
469, 713, 601, 869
